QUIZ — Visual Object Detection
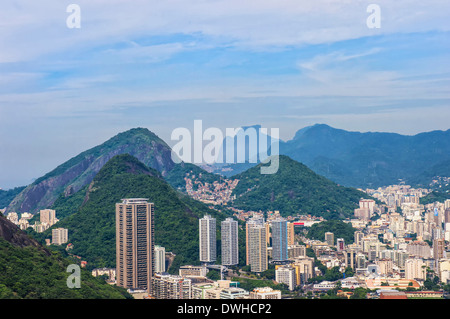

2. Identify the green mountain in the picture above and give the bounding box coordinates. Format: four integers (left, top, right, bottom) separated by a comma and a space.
280, 124, 450, 188
6, 127, 217, 214
209, 124, 450, 188
36, 154, 227, 272
0, 186, 26, 209
411, 158, 450, 187
0, 213, 131, 299
230, 155, 371, 219
420, 191, 450, 205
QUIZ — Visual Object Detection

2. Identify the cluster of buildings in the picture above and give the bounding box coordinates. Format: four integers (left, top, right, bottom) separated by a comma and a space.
113, 198, 283, 299
113, 193, 449, 299
301, 195, 450, 297
187, 191, 450, 297
5, 208, 68, 245
5, 211, 35, 230
184, 173, 238, 205
364, 184, 430, 212
113, 197, 334, 299
150, 275, 281, 300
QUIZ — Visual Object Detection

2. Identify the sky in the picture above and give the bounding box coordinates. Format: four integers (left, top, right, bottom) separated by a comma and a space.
0, 0, 449, 189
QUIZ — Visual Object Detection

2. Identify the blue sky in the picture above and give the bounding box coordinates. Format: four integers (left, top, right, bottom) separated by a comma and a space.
0, 0, 449, 189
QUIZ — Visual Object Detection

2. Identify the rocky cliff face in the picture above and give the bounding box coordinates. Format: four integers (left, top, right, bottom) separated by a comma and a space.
6, 128, 176, 214
0, 214, 49, 254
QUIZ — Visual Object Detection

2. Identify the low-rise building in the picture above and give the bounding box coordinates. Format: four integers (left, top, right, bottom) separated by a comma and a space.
220, 287, 249, 299
249, 287, 281, 299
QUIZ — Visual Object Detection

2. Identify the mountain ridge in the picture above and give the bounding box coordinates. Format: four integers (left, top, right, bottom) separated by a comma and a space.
208, 123, 450, 188
230, 155, 371, 219
5, 124, 450, 215
282, 125, 450, 188
5, 127, 210, 214
37, 153, 228, 271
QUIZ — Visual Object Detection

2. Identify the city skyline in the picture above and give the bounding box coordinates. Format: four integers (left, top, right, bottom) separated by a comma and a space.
3, 172, 450, 299
1, 1, 449, 301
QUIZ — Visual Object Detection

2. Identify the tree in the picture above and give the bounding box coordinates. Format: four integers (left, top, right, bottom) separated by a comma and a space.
324, 266, 343, 282
306, 220, 357, 245
206, 269, 220, 281
351, 287, 368, 299
344, 267, 355, 277
261, 266, 275, 280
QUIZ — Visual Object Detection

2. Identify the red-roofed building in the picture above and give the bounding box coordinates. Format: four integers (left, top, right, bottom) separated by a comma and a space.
380, 292, 407, 299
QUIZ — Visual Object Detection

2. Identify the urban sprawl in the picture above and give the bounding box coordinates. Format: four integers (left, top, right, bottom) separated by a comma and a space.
3, 182, 450, 300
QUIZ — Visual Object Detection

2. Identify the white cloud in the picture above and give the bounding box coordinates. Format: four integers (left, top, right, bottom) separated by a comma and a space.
0, 0, 449, 188
0, 0, 449, 63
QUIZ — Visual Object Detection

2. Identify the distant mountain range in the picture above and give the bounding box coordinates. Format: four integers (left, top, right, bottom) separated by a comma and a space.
210, 124, 450, 189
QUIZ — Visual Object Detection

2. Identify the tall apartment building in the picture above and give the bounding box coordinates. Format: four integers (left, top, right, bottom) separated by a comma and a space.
275, 266, 296, 291
287, 222, 295, 246
433, 238, 445, 261
445, 199, 450, 210
394, 250, 410, 269
445, 208, 450, 224
199, 215, 216, 263
325, 232, 334, 246
51, 227, 68, 245
389, 213, 405, 234
288, 244, 306, 259
359, 199, 375, 216
152, 273, 192, 299
154, 245, 166, 273
271, 218, 288, 262
6, 212, 18, 224
246, 216, 265, 265
221, 218, 239, 266
247, 223, 268, 272
405, 258, 427, 280
376, 259, 394, 275
406, 241, 432, 259
265, 221, 271, 245
337, 238, 345, 251
40, 209, 57, 226
354, 208, 370, 220
344, 250, 357, 270
292, 257, 314, 285
356, 253, 367, 269
116, 198, 155, 294
354, 231, 364, 246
